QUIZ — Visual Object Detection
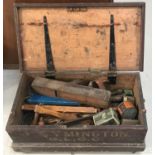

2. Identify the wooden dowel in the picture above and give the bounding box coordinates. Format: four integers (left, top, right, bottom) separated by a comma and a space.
31, 112, 39, 125
22, 104, 35, 110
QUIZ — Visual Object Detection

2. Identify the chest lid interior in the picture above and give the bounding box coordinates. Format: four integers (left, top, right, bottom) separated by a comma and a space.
14, 2, 145, 74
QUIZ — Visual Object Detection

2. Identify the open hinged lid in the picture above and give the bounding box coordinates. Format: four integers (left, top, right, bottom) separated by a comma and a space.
14, 2, 145, 76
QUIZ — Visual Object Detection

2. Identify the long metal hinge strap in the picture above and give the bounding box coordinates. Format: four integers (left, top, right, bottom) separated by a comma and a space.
109, 14, 116, 71
43, 16, 55, 72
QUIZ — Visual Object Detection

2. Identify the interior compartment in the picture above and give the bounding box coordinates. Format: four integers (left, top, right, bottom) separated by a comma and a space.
9, 73, 144, 126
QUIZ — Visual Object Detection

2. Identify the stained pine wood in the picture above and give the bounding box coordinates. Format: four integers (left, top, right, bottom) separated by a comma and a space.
15, 3, 144, 72
4, 0, 112, 69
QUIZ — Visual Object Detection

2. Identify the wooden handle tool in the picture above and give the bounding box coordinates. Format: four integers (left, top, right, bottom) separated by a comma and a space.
34, 105, 78, 121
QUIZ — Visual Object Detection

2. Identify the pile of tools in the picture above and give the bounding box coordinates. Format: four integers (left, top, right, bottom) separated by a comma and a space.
21, 77, 138, 126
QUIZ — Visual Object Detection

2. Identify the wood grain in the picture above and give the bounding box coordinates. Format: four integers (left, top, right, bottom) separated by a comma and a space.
16, 6, 143, 72
31, 77, 111, 108
4, 0, 112, 68
34, 105, 78, 120
22, 104, 98, 113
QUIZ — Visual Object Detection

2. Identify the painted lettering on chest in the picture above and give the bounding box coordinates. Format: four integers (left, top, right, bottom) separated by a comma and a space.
43, 130, 128, 142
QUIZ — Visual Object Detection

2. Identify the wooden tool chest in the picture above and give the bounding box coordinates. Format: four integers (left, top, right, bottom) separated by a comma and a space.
6, 1, 147, 153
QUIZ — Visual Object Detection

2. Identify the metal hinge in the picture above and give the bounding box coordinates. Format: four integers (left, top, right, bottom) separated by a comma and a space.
108, 15, 117, 84
43, 16, 55, 78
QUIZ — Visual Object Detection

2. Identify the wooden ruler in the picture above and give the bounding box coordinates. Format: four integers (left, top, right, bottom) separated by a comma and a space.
22, 104, 97, 113
34, 105, 78, 121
